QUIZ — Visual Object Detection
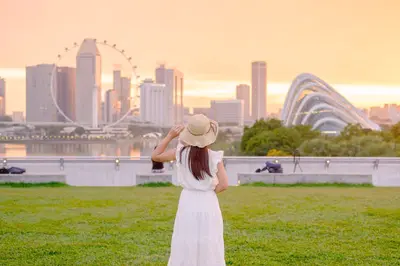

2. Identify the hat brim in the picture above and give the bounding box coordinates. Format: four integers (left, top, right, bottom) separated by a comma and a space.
179, 120, 219, 148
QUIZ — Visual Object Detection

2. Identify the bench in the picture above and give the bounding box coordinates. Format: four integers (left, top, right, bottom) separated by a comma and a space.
238, 173, 372, 185
136, 173, 173, 185
0, 173, 67, 183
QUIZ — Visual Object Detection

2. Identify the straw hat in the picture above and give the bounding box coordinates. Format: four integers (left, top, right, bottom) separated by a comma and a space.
179, 114, 219, 148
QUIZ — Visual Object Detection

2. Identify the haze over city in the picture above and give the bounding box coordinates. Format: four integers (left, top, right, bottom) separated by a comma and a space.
2, 0, 400, 115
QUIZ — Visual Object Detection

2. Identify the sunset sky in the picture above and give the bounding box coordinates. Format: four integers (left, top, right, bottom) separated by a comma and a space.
1, 0, 400, 115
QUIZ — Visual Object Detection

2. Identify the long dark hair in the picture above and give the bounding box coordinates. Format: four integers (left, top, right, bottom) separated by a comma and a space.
152, 146, 164, 170
180, 146, 211, 180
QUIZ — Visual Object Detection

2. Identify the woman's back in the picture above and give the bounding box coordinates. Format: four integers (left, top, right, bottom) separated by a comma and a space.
151, 115, 227, 265
176, 143, 223, 191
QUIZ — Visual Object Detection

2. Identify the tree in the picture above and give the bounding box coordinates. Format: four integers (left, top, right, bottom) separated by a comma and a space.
211, 140, 241, 156
240, 119, 283, 153
292, 124, 321, 142
356, 142, 395, 157
239, 119, 397, 157
300, 135, 395, 157
244, 131, 273, 155
267, 149, 291, 157
47, 126, 62, 136
270, 127, 302, 153
0, 115, 12, 122
74, 127, 86, 136
390, 122, 400, 141
379, 130, 393, 142
300, 138, 341, 157
243, 126, 301, 156
338, 123, 365, 140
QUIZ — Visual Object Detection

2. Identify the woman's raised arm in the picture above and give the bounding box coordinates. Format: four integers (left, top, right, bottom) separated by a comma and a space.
151, 125, 184, 163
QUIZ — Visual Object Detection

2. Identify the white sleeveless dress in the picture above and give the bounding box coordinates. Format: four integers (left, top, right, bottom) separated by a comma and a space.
168, 143, 226, 266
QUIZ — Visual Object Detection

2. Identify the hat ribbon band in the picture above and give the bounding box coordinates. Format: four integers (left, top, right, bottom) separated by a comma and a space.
187, 122, 215, 136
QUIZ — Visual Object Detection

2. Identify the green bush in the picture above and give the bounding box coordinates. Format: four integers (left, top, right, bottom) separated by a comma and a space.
137, 182, 173, 187
0, 182, 68, 188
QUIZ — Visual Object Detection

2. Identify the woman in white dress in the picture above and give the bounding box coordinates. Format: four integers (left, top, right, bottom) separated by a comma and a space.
152, 114, 229, 266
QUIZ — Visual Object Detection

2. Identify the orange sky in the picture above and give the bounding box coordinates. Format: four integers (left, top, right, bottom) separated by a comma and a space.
1, 0, 400, 115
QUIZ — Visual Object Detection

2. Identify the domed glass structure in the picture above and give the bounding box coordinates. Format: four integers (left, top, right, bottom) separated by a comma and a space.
281, 73, 380, 133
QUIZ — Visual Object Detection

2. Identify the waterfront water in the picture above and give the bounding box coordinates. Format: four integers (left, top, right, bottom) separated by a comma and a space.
0, 140, 160, 157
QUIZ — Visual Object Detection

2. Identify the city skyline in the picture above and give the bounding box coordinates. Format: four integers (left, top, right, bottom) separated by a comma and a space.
3, 71, 400, 116
2, 0, 400, 114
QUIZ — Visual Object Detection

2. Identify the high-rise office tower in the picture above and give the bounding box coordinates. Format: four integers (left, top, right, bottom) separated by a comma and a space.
155, 64, 184, 126
236, 84, 250, 121
0, 77, 5, 116
12, 111, 24, 122
26, 64, 58, 122
140, 80, 168, 127
210, 100, 244, 126
104, 89, 119, 123
76, 39, 102, 128
56, 67, 76, 122
251, 61, 267, 120
113, 70, 131, 117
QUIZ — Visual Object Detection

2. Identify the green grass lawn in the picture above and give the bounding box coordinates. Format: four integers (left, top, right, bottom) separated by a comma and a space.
0, 186, 399, 265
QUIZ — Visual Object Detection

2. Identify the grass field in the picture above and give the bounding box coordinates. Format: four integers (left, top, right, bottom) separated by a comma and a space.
0, 186, 399, 265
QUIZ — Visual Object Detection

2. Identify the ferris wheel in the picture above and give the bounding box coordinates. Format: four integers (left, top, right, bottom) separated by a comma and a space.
49, 39, 140, 129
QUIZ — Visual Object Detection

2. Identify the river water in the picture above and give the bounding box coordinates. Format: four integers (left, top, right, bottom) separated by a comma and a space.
0, 140, 160, 157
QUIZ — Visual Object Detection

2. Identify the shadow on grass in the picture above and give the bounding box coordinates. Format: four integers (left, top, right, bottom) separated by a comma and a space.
241, 182, 373, 188
137, 182, 174, 187
0, 182, 68, 188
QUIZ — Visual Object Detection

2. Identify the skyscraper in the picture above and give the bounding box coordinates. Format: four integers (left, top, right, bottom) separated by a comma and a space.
120, 77, 131, 115
104, 89, 118, 123
211, 100, 244, 126
0, 77, 5, 116
113, 70, 131, 118
155, 64, 184, 126
76, 39, 102, 128
12, 111, 24, 122
140, 79, 168, 126
193, 107, 211, 118
251, 61, 267, 120
56, 67, 76, 122
26, 64, 58, 122
236, 84, 250, 121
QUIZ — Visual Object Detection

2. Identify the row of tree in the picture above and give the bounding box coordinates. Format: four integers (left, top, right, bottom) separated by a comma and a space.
234, 119, 400, 157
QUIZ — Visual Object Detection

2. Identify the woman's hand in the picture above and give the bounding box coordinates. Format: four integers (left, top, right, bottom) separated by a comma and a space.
167, 125, 184, 139
151, 125, 184, 162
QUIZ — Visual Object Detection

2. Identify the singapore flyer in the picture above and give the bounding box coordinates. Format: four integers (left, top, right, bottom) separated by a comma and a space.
49, 38, 140, 129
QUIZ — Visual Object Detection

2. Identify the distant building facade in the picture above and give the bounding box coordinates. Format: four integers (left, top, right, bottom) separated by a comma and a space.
192, 107, 211, 118
113, 70, 131, 118
0, 77, 5, 116
76, 39, 102, 127
26, 64, 58, 122
12, 111, 24, 122
210, 100, 244, 126
104, 89, 119, 123
140, 80, 168, 127
155, 64, 184, 125
251, 61, 267, 120
56, 67, 76, 122
236, 84, 250, 121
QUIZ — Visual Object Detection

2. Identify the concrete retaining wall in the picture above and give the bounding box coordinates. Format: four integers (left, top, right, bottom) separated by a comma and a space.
136, 173, 173, 185
0, 174, 66, 183
238, 173, 372, 185
0, 156, 398, 186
